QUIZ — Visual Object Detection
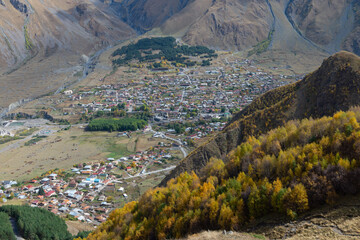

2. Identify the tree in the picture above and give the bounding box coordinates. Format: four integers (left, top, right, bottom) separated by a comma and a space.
38, 187, 45, 196
283, 184, 309, 215
218, 203, 234, 230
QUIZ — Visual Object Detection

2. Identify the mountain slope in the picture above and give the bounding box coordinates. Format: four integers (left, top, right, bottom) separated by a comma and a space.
160, 51, 360, 186
111, 0, 360, 54
342, 0, 360, 55
109, 0, 195, 33
0, 0, 135, 69
111, 0, 274, 51
179, 0, 274, 51
286, 0, 360, 55
86, 108, 360, 239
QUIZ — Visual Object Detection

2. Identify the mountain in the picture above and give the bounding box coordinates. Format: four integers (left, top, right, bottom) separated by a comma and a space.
111, 0, 273, 51
108, 0, 195, 33
286, 0, 360, 55
111, 0, 360, 54
86, 99, 360, 239
0, 0, 135, 69
160, 51, 360, 186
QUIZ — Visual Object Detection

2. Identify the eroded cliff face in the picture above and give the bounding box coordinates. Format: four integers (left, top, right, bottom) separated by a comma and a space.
10, 0, 28, 14
160, 51, 360, 186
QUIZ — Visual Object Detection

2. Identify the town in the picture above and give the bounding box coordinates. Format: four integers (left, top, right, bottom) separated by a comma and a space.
55, 58, 300, 134
0, 57, 301, 228
0, 138, 183, 226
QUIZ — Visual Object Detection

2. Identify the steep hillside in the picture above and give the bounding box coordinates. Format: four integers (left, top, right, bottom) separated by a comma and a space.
0, 0, 135, 69
160, 51, 360, 186
180, 0, 273, 51
86, 109, 360, 239
109, 0, 194, 33
342, 0, 360, 55
111, 0, 274, 51
286, 0, 360, 55
110, 0, 359, 54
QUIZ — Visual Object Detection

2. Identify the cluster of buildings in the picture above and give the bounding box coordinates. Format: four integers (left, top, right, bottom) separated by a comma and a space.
0, 144, 177, 225
60, 60, 297, 130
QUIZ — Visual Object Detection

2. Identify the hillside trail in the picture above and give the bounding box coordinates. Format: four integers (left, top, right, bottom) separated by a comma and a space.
10, 217, 25, 240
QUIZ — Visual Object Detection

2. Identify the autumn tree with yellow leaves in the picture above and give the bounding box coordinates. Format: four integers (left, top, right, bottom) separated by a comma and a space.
86, 110, 360, 240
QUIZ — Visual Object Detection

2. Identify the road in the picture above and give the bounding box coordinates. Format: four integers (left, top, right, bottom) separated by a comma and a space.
0, 127, 50, 154
0, 122, 84, 155
180, 90, 185, 103
123, 165, 176, 179
162, 134, 187, 158
147, 124, 188, 158
95, 180, 113, 193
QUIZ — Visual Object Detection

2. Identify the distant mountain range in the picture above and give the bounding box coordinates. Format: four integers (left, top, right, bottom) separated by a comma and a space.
0, 0, 359, 71
110, 0, 360, 54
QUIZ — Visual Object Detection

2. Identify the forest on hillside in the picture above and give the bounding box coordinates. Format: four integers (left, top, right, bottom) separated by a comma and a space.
0, 205, 72, 240
112, 37, 217, 67
0, 212, 16, 240
86, 109, 360, 240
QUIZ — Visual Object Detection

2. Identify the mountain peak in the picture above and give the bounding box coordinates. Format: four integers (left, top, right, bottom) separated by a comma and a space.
321, 51, 360, 72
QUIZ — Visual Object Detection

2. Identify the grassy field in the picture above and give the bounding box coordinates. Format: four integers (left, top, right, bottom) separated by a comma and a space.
0, 128, 161, 182
66, 221, 94, 236
104, 137, 134, 159
0, 199, 26, 206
